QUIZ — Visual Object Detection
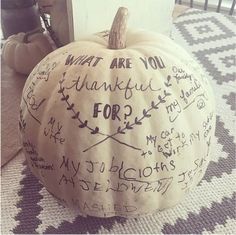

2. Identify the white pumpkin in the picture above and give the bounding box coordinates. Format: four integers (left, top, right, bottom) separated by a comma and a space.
2, 28, 53, 75
20, 8, 216, 218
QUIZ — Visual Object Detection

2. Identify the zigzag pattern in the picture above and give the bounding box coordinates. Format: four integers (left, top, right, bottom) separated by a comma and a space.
162, 193, 236, 234
223, 92, 236, 112
13, 161, 43, 234
203, 116, 235, 182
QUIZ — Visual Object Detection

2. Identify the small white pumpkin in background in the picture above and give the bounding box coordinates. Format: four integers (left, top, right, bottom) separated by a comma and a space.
50, 0, 70, 46
2, 28, 53, 75
20, 8, 216, 218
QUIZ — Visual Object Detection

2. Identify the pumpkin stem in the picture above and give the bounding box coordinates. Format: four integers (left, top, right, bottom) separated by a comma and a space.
23, 27, 45, 43
108, 7, 129, 49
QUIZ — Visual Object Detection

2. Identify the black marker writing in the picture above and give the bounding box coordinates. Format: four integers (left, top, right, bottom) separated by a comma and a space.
65, 54, 103, 67
110, 57, 132, 69
64, 74, 161, 100
44, 117, 65, 144
140, 56, 165, 70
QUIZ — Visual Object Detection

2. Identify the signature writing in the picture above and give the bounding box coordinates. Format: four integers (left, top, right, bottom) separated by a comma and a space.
59, 155, 173, 195
22, 81, 46, 124
165, 78, 208, 122
23, 140, 54, 171
145, 128, 201, 159
178, 136, 211, 190
44, 117, 65, 144
32, 57, 58, 82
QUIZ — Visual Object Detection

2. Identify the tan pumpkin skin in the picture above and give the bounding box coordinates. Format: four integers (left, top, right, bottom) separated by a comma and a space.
2, 32, 53, 75
20, 29, 216, 218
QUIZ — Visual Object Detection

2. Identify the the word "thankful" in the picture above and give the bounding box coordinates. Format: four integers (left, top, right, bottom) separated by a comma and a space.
64, 74, 161, 100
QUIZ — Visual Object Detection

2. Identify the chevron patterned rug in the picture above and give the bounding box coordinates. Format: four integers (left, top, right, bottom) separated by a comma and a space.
1, 9, 236, 234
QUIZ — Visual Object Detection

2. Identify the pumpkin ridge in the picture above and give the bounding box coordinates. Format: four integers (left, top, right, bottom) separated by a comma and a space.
2, 30, 53, 75
3, 41, 17, 69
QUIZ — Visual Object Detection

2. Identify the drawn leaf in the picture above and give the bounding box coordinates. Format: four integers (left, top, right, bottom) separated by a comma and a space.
59, 79, 65, 84
164, 90, 172, 97
158, 95, 166, 103
79, 120, 88, 128
72, 112, 80, 119
91, 127, 99, 134
117, 126, 125, 134
151, 101, 159, 109
126, 122, 133, 130
143, 109, 151, 118
164, 82, 172, 87
67, 103, 74, 110
134, 117, 142, 125
58, 87, 65, 94
61, 95, 69, 101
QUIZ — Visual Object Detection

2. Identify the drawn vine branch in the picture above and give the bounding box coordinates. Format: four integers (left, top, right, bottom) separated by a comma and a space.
58, 73, 141, 151
58, 72, 171, 153
84, 89, 171, 152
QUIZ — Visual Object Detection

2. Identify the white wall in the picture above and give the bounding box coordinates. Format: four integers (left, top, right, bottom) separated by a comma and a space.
68, 0, 175, 41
